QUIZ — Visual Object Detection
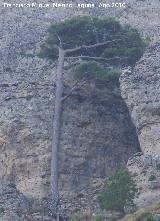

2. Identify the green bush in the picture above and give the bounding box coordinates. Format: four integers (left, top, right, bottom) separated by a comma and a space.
70, 213, 102, 221
156, 164, 160, 171
70, 217, 80, 221
148, 175, 156, 181
26, 95, 33, 101
92, 215, 102, 221
105, 67, 121, 81
143, 212, 154, 221
98, 170, 138, 212
0, 207, 5, 216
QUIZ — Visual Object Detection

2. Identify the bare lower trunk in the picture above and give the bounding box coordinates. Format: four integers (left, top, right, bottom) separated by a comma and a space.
49, 48, 65, 215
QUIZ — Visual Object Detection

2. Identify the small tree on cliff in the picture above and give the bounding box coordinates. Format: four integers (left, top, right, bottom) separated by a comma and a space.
98, 170, 139, 213
40, 16, 146, 218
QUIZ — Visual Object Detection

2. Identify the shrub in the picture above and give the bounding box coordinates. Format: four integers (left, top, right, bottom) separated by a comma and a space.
156, 164, 160, 171
70, 217, 80, 221
92, 215, 102, 221
0, 207, 5, 216
70, 212, 102, 221
149, 175, 156, 181
98, 170, 138, 212
26, 95, 33, 101
144, 212, 154, 221
105, 67, 121, 81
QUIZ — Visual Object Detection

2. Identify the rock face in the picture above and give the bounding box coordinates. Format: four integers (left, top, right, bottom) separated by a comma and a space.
127, 152, 160, 208
0, 0, 160, 219
120, 43, 160, 207
120, 43, 160, 155
0, 61, 140, 218
58, 79, 139, 214
0, 184, 29, 221
118, 0, 160, 208
118, 0, 160, 40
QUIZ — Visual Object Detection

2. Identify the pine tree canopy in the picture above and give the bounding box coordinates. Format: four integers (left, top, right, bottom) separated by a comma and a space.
40, 16, 147, 66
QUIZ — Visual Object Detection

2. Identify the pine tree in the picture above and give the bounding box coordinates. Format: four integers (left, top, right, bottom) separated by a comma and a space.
40, 16, 146, 219
98, 170, 139, 213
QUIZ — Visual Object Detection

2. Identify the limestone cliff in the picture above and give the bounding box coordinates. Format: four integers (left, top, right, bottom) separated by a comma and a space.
120, 42, 160, 208
120, 43, 160, 155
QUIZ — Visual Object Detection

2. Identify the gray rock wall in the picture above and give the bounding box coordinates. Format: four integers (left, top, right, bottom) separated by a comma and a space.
120, 43, 160, 155
120, 42, 160, 208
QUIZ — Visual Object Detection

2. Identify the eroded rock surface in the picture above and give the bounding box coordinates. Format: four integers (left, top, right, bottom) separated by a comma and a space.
120, 43, 160, 155
120, 43, 160, 207
127, 153, 160, 208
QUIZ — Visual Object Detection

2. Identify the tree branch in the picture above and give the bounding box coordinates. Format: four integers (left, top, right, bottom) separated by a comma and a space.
57, 35, 62, 48
65, 39, 122, 54
62, 79, 87, 102
66, 55, 127, 62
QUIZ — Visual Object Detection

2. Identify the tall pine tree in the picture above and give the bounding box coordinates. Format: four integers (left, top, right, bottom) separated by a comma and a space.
40, 16, 146, 219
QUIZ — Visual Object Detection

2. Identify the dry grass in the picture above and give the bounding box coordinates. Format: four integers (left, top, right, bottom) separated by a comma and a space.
118, 204, 160, 221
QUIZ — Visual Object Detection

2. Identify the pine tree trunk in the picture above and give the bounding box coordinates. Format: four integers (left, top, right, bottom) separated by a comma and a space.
49, 47, 65, 215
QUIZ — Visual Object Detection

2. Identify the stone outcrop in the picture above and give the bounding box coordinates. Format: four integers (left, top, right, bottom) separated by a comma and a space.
118, 1, 160, 207
120, 42, 160, 207
127, 152, 160, 208
120, 43, 160, 155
